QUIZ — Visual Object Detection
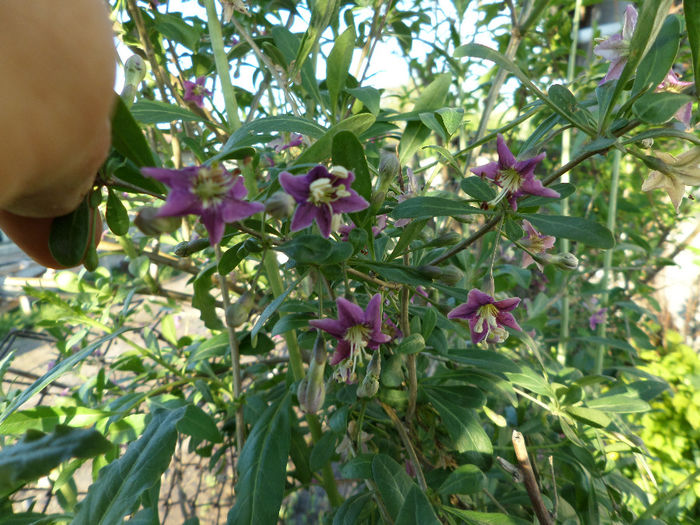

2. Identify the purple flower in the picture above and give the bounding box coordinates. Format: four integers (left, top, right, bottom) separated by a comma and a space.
448, 289, 522, 344
279, 165, 369, 238
593, 5, 637, 84
657, 70, 694, 128
142, 165, 264, 245
339, 214, 387, 241
589, 308, 607, 331
521, 219, 556, 271
309, 294, 392, 382
471, 135, 558, 211
270, 133, 304, 153
183, 77, 212, 108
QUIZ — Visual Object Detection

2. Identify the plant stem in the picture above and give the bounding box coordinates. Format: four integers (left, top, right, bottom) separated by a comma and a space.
428, 215, 502, 266
558, 0, 582, 365
594, 147, 621, 375
512, 430, 554, 525
381, 402, 427, 492
262, 252, 342, 506
215, 245, 245, 451
203, 0, 241, 131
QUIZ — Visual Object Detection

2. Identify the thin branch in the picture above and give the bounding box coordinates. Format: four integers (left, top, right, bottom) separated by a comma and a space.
512, 430, 554, 525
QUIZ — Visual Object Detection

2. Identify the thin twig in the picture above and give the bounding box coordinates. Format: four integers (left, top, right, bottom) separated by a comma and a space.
512, 430, 553, 525
346, 267, 403, 290
380, 402, 428, 492
428, 215, 502, 266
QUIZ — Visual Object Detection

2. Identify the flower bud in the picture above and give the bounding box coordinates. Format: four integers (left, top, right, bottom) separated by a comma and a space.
174, 237, 210, 257
431, 231, 461, 247
438, 265, 463, 286
134, 207, 181, 236
417, 265, 443, 280
225, 292, 255, 327
297, 337, 327, 413
378, 147, 400, 191
357, 352, 381, 398
548, 252, 579, 271
264, 191, 295, 218
124, 55, 147, 87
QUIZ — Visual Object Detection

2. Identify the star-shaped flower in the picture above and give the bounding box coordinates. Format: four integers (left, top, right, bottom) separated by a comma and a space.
309, 294, 391, 382
657, 70, 694, 128
471, 134, 559, 210
448, 288, 522, 344
520, 219, 556, 271
641, 147, 700, 212
279, 165, 369, 238
142, 165, 264, 245
183, 77, 212, 108
269, 133, 304, 153
593, 5, 637, 84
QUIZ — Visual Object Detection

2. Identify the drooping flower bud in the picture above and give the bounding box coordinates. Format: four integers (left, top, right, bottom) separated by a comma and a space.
438, 265, 463, 286
378, 145, 400, 190
121, 55, 147, 107
430, 231, 461, 247
134, 207, 181, 236
357, 352, 381, 398
417, 265, 443, 280
174, 237, 210, 257
264, 191, 295, 218
297, 336, 327, 413
225, 292, 255, 327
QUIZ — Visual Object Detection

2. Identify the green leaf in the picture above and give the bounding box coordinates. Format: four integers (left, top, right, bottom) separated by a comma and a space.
269, 26, 322, 107
443, 349, 520, 374
73, 408, 186, 525
394, 333, 426, 355
0, 406, 110, 435
106, 189, 129, 236
327, 27, 355, 116
686, 0, 700, 91
632, 15, 682, 95
346, 87, 381, 114
192, 264, 224, 330
586, 394, 650, 413
292, 0, 339, 82
340, 453, 375, 480
395, 485, 440, 525
461, 176, 497, 201
111, 96, 158, 168
176, 405, 222, 443
423, 385, 485, 409
152, 11, 200, 51
392, 196, 493, 219
251, 274, 305, 339
565, 406, 612, 428
505, 367, 554, 397
49, 197, 90, 267
371, 454, 415, 519
520, 213, 614, 248
632, 92, 694, 124
217, 241, 245, 275
387, 219, 428, 260
333, 493, 373, 525
309, 431, 336, 472
547, 85, 595, 129
424, 388, 492, 455
332, 131, 372, 203
277, 235, 332, 264
437, 464, 486, 495
228, 392, 291, 525
294, 114, 376, 166
399, 73, 452, 162
0, 426, 111, 496
0, 329, 127, 425
436, 107, 465, 137
442, 507, 531, 525
131, 100, 207, 124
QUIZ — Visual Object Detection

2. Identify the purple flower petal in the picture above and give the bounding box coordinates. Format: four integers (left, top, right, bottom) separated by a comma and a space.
332, 192, 369, 214
466, 288, 494, 309
314, 206, 333, 238
470, 162, 500, 181
230, 176, 248, 200
220, 200, 264, 223
447, 303, 474, 320
279, 171, 310, 202
310, 318, 347, 339
468, 317, 488, 344
201, 209, 225, 245
329, 340, 352, 365
496, 134, 516, 170
496, 311, 522, 332
493, 297, 521, 312
336, 297, 365, 327
513, 152, 546, 178
364, 294, 382, 327
290, 202, 317, 232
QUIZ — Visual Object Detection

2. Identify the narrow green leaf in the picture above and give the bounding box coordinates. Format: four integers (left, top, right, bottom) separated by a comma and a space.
327, 27, 355, 116
131, 100, 207, 124
686, 0, 700, 91
0, 329, 127, 425
424, 388, 492, 455
192, 264, 224, 330
0, 406, 110, 436
0, 426, 111, 496
251, 274, 304, 339
388, 218, 428, 260
152, 11, 200, 51
228, 393, 291, 525
292, 0, 339, 82
632, 15, 681, 95
346, 87, 381, 114
395, 485, 440, 525
371, 454, 415, 519
111, 96, 158, 167
49, 197, 90, 267
392, 196, 493, 219
423, 385, 485, 409
333, 493, 373, 525
437, 464, 486, 496
632, 92, 694, 124
309, 431, 336, 472
106, 189, 129, 236
520, 213, 614, 248
399, 73, 452, 162
442, 507, 531, 524
294, 114, 376, 166
586, 394, 650, 413
73, 408, 186, 525
566, 406, 612, 428
443, 349, 520, 373
269, 26, 322, 107
176, 405, 222, 443
461, 176, 497, 201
